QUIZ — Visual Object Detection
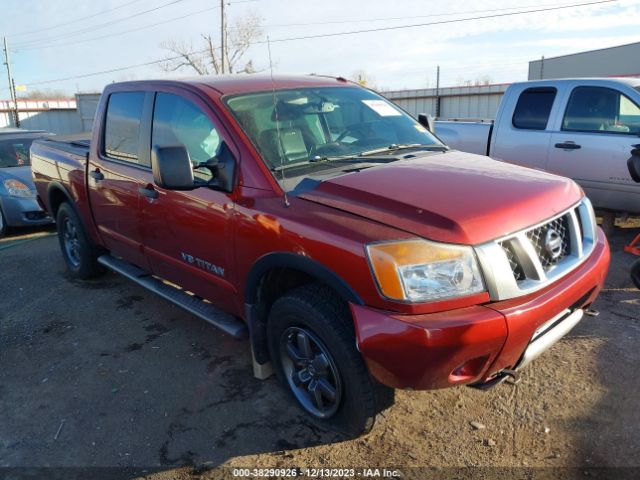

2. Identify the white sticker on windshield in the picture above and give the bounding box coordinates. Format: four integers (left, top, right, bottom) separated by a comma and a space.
362, 99, 402, 117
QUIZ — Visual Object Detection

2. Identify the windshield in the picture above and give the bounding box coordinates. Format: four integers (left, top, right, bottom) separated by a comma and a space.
225, 86, 443, 172
0, 138, 34, 168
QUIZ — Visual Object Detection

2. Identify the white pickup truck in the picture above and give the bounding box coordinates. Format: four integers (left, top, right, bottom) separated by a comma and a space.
434, 78, 640, 222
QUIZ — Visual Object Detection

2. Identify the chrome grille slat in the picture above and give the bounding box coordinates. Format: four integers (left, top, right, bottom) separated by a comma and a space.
499, 240, 525, 282
474, 198, 597, 301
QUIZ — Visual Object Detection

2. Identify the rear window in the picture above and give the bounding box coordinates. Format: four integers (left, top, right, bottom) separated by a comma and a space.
103, 92, 145, 163
0, 138, 34, 168
512, 87, 557, 130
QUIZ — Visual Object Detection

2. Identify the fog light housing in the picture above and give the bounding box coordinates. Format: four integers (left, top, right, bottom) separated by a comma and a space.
449, 355, 490, 383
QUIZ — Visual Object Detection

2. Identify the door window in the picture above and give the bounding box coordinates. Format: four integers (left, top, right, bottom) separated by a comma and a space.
152, 93, 220, 181
103, 92, 145, 163
562, 86, 640, 135
512, 87, 557, 130
0, 138, 34, 167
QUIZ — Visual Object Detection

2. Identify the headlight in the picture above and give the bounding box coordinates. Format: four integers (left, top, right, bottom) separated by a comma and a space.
4, 179, 35, 198
366, 239, 485, 302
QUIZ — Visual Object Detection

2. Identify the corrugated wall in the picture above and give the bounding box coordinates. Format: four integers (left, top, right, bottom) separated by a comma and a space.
0, 109, 83, 134
529, 42, 640, 80
76, 93, 101, 132
383, 83, 509, 120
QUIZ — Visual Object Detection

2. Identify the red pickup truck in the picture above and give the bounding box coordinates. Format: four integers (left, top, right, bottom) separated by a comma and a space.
31, 75, 610, 436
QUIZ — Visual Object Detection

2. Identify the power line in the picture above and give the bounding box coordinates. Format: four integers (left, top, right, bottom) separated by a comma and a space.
25, 54, 193, 87
239, 0, 599, 29
14, 6, 220, 52
23, 0, 617, 87
266, 0, 618, 44
7, 0, 148, 38
13, 0, 599, 53
15, 0, 554, 52
12, 0, 192, 48
13, 0, 260, 50
14, 0, 261, 52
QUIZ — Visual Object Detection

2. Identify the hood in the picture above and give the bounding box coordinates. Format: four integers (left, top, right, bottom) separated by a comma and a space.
0, 166, 36, 188
298, 151, 583, 245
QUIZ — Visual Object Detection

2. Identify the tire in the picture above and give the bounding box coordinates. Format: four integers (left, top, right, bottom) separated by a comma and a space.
0, 206, 9, 237
267, 283, 391, 437
56, 202, 105, 279
631, 259, 640, 290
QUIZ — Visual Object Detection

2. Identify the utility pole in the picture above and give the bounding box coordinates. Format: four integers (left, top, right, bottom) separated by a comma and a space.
435, 65, 441, 119
3, 36, 20, 127
220, 0, 226, 74
540, 55, 545, 80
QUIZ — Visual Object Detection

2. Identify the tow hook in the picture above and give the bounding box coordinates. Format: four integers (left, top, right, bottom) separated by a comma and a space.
584, 308, 599, 317
469, 369, 520, 391
502, 369, 520, 385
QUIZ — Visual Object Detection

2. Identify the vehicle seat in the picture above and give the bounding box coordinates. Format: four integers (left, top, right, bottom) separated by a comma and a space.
258, 127, 309, 165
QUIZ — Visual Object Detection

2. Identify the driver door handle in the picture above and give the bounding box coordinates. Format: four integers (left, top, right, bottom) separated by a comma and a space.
138, 185, 158, 199
89, 169, 104, 180
555, 142, 581, 150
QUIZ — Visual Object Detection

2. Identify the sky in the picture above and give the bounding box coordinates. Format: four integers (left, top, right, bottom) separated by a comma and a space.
1, 0, 639, 97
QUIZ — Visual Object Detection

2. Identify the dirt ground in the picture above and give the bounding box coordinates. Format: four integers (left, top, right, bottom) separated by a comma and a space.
0, 221, 638, 478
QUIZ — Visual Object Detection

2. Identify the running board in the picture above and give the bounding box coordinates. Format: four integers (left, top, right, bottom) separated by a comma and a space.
97, 255, 247, 339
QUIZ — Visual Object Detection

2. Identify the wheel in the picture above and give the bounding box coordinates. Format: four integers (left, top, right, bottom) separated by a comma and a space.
267, 284, 391, 437
631, 259, 640, 290
56, 202, 105, 279
0, 206, 9, 237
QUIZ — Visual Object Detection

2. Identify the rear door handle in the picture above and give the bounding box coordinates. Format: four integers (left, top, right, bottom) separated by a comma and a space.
555, 142, 581, 150
138, 185, 158, 199
89, 169, 104, 180
631, 144, 640, 156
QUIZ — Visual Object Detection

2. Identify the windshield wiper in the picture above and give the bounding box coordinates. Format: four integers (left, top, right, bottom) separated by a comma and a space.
271, 144, 448, 172
271, 153, 361, 172
358, 143, 448, 157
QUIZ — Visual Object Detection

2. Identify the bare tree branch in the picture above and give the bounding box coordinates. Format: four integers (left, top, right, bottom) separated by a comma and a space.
159, 12, 263, 76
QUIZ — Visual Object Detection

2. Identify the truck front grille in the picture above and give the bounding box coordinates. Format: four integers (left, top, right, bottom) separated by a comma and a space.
526, 215, 570, 270
475, 199, 597, 301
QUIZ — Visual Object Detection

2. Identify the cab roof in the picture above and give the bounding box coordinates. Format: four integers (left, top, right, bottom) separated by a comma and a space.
109, 74, 356, 96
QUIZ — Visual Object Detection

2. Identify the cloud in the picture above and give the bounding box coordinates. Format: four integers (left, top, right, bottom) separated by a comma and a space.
2, 0, 639, 93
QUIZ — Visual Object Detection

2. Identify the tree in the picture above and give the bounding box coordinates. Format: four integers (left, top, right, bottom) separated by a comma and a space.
159, 12, 263, 75
350, 70, 378, 90
17, 89, 71, 100
456, 75, 493, 87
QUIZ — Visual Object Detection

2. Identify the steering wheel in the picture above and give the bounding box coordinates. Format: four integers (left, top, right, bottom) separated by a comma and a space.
335, 125, 373, 143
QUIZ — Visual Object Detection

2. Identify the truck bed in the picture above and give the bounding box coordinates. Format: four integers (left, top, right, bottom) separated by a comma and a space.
30, 134, 91, 219
35, 134, 91, 158
435, 120, 493, 156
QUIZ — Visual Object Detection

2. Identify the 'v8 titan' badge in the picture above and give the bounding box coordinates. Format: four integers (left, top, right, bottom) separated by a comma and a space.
180, 252, 225, 277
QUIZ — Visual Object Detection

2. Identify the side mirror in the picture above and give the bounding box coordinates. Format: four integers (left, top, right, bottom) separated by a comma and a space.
151, 145, 197, 191
207, 141, 236, 193
418, 113, 435, 134
628, 151, 640, 183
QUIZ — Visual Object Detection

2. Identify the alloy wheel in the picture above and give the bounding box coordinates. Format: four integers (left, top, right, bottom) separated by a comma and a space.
280, 326, 342, 418
62, 217, 81, 267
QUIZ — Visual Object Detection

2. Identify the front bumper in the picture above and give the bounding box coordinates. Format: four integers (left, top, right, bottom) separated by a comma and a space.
351, 228, 610, 390
0, 194, 53, 227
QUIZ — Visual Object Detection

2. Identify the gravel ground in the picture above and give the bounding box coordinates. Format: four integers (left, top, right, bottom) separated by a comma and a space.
0, 222, 638, 478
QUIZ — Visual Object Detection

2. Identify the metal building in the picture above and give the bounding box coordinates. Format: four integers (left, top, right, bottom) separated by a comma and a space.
0, 99, 82, 134
382, 83, 509, 120
528, 41, 640, 80
75, 93, 101, 132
